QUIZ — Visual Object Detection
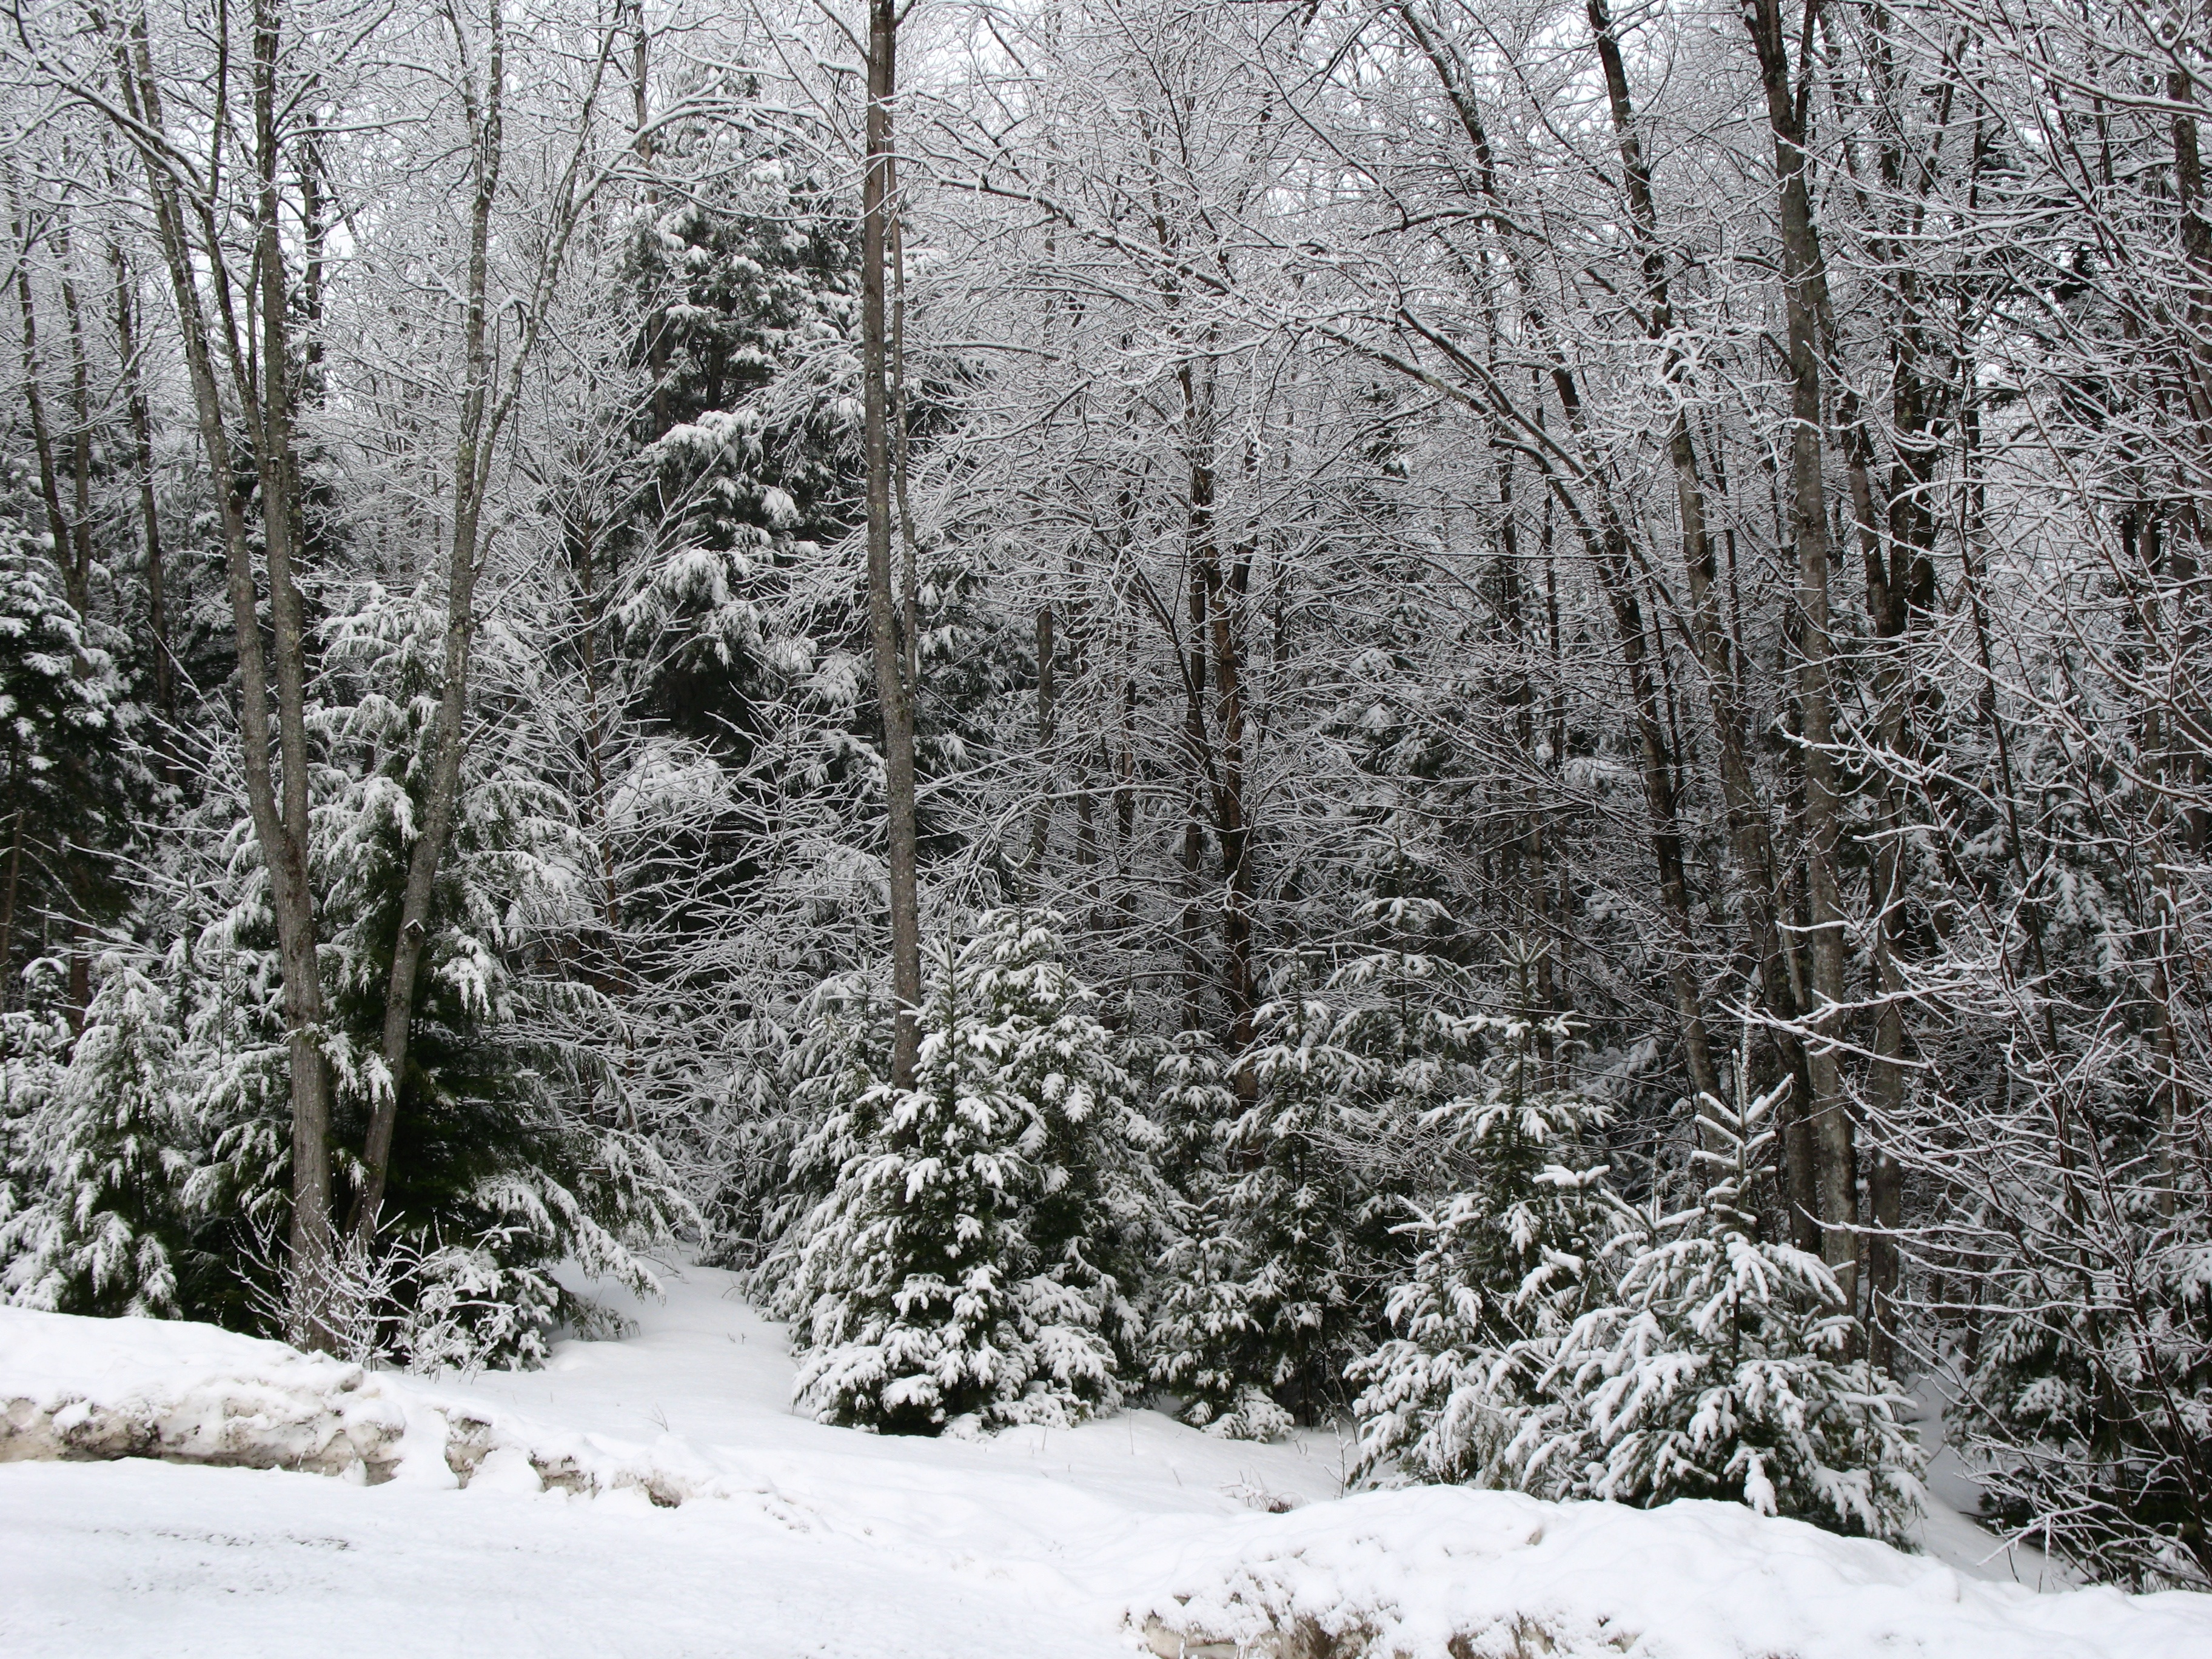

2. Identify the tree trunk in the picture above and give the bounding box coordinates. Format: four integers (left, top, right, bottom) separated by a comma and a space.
1178, 483, 1212, 1034
55, 199, 96, 621
8, 175, 74, 608
250, 0, 338, 1342
1025, 603, 1056, 883
862, 0, 922, 1088
1589, 0, 1817, 1233
353, 4, 507, 1244
1199, 463, 1258, 1071
106, 1, 338, 1346
1743, 0, 1857, 1302
111, 244, 177, 775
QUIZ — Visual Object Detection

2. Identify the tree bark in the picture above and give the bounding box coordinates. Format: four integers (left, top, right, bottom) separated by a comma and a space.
1025, 602, 1056, 883
352, 1, 508, 1244
1589, 0, 1818, 1236
1195, 424, 1258, 1070
104, 1, 338, 1344
862, 0, 923, 1088
1743, 0, 1857, 1301
111, 244, 176, 774
247, 0, 341, 1339
54, 198, 96, 621
8, 175, 74, 608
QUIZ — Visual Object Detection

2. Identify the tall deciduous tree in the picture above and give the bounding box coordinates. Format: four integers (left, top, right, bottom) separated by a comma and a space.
859, 0, 923, 1088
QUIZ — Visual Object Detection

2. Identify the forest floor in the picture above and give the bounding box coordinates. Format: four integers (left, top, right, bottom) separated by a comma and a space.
3, 1261, 2207, 1658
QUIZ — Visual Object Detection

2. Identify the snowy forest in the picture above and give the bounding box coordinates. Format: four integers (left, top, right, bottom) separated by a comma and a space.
2, 0, 2209, 1606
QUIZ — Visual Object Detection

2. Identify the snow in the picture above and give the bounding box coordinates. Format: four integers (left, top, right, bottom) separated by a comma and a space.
1125, 1490, 2196, 1659
0, 1310, 406, 1475
1900, 1369, 2082, 1592
4, 1261, 2207, 1658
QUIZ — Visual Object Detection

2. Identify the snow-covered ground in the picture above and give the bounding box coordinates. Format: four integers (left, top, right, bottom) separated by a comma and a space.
4, 1261, 2206, 1658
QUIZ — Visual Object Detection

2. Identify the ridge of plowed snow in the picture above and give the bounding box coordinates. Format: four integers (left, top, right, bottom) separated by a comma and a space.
3, 1261, 2205, 1659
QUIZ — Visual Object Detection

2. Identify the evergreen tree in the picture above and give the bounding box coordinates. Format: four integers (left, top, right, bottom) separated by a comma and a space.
1548, 1076, 1925, 1545
734, 972, 893, 1287
1158, 993, 1372, 1428
168, 588, 695, 1366
1349, 1011, 1616, 1486
619, 116, 860, 750
1354, 1056, 1926, 1549
1153, 919, 1519, 1430
0, 957, 190, 1316
0, 537, 143, 1017
1949, 1142, 2212, 1586
787, 911, 1159, 1433
324, 589, 697, 1365
1141, 1030, 1294, 1437
167, 828, 303, 1332
0, 1010, 69, 1287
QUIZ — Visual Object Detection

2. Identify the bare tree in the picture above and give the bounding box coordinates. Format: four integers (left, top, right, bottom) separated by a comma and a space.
859, 0, 923, 1087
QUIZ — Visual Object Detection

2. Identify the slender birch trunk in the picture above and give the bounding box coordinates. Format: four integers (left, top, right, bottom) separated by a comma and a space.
862, 0, 923, 1088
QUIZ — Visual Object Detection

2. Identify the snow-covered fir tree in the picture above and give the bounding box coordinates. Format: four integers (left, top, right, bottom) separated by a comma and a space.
1355, 1048, 1925, 1547
0, 957, 190, 1316
1946, 1082, 2212, 1586
0, 540, 145, 1022
1547, 1071, 1925, 1545
1348, 1005, 1617, 1487
733, 972, 895, 1281
1153, 911, 1520, 1433
1141, 1029, 1295, 1439
785, 911, 1160, 1433
618, 109, 859, 752
169, 588, 695, 1366
0, 1017, 49, 1239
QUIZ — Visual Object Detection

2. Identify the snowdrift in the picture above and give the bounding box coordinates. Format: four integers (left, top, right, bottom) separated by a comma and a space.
5, 1301, 2210, 1659
0, 1307, 712, 1503
0, 1310, 407, 1477
1127, 1485, 2211, 1658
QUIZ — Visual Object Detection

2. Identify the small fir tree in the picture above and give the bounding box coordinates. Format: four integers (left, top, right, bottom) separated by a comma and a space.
1139, 1030, 1288, 1436
743, 973, 897, 1296
1185, 993, 1370, 1426
172, 587, 696, 1366
1349, 1011, 1615, 1486
1945, 1113, 2212, 1586
317, 589, 697, 1366
1548, 1073, 1926, 1545
1354, 1049, 1927, 1549
1151, 917, 1519, 1432
1147, 1195, 1299, 1441
0, 1011, 70, 1279
787, 911, 1159, 1433
0, 958, 190, 1317
0, 541, 145, 1019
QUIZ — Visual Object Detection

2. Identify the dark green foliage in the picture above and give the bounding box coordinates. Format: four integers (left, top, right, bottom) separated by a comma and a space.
619, 136, 862, 749
0, 537, 144, 1017
783, 912, 1161, 1433
1150, 916, 1533, 1430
